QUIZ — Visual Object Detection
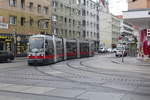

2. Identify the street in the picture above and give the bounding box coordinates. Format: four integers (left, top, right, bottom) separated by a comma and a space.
0, 54, 149, 100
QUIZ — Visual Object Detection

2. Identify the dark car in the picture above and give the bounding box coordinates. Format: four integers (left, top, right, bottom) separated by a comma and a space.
0, 51, 14, 62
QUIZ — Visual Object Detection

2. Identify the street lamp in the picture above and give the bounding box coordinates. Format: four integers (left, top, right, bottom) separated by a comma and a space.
13, 29, 16, 57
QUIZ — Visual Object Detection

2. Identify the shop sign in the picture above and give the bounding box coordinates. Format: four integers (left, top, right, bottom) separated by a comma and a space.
0, 35, 12, 39
0, 23, 8, 29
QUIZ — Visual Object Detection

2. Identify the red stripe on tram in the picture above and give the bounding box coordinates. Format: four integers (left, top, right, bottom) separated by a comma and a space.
67, 52, 77, 56
28, 55, 54, 59
80, 51, 90, 55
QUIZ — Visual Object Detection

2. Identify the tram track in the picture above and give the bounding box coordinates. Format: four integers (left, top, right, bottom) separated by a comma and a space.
0, 55, 150, 96
34, 58, 150, 96
66, 59, 150, 87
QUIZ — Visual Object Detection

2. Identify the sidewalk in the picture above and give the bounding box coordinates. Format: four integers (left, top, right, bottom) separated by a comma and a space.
112, 56, 150, 66
14, 57, 27, 62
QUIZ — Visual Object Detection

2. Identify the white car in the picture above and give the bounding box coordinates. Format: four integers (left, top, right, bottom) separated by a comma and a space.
115, 47, 127, 57
107, 48, 113, 53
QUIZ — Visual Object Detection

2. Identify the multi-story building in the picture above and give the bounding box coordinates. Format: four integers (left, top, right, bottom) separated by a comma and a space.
98, 1, 112, 48
81, 0, 99, 51
128, 0, 150, 10
51, 0, 81, 39
51, 0, 100, 51
111, 15, 121, 48
123, 0, 150, 60
0, 0, 51, 56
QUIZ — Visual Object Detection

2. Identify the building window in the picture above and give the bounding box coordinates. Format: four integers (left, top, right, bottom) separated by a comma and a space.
29, 18, 33, 26
43, 22, 49, 29
64, 18, 67, 23
43, 7, 48, 14
69, 19, 71, 23
20, 17, 25, 26
73, 20, 75, 26
82, 20, 86, 27
37, 5, 41, 13
61, 29, 63, 35
21, 0, 25, 9
83, 0, 86, 5
52, 1, 57, 8
9, 16, 16, 25
9, 0, 16, 7
29, 2, 33, 10
0, 16, 3, 23
65, 30, 67, 37
83, 31, 86, 38
82, 9, 86, 16
60, 3, 63, 8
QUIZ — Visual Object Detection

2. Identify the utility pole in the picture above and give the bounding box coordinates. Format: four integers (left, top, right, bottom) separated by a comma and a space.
13, 29, 16, 57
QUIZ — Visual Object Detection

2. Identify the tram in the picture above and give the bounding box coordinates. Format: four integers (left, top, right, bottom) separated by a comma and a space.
27, 34, 94, 65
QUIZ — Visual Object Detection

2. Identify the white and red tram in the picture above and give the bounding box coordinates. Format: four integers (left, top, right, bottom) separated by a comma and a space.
27, 34, 94, 65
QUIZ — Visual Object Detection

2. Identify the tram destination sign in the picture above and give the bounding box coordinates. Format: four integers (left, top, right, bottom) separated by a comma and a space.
0, 23, 8, 29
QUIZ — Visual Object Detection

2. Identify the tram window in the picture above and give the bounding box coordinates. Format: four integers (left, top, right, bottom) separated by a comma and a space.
66, 42, 77, 53
56, 41, 63, 54
45, 40, 54, 55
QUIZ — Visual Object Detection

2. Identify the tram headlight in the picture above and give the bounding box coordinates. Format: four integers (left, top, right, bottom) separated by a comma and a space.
28, 54, 32, 56
39, 54, 44, 56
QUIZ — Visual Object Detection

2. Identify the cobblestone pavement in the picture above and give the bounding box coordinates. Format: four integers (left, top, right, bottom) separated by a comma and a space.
0, 54, 149, 100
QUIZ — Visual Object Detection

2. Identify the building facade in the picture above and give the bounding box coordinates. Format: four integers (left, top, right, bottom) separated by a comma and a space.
81, 0, 100, 51
0, 0, 51, 56
128, 0, 150, 10
98, 1, 112, 48
51, 0, 81, 39
51, 0, 100, 51
123, 0, 150, 60
111, 15, 121, 48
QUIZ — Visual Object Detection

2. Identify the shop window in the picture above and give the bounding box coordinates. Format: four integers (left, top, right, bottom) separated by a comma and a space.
9, 16, 16, 25
0, 42, 4, 51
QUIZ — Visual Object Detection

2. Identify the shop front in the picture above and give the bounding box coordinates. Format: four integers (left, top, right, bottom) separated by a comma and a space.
0, 33, 29, 57
15, 34, 29, 57
0, 34, 14, 53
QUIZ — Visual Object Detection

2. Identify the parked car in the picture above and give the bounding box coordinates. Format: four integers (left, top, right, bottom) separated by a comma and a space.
107, 48, 113, 53
112, 48, 117, 53
115, 47, 127, 57
0, 51, 14, 62
98, 48, 107, 53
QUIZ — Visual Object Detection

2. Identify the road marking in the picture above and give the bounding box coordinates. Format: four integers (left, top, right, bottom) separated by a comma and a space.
22, 86, 55, 94
46, 71, 62, 75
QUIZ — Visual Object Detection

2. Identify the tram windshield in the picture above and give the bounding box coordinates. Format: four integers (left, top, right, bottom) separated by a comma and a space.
29, 37, 44, 53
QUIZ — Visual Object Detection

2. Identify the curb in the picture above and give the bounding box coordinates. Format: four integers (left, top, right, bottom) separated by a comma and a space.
112, 60, 150, 66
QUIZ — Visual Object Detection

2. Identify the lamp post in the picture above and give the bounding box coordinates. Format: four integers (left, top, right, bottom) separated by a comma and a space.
13, 29, 16, 57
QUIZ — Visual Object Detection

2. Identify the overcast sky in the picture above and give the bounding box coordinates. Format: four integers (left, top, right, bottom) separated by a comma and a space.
93, 0, 128, 15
